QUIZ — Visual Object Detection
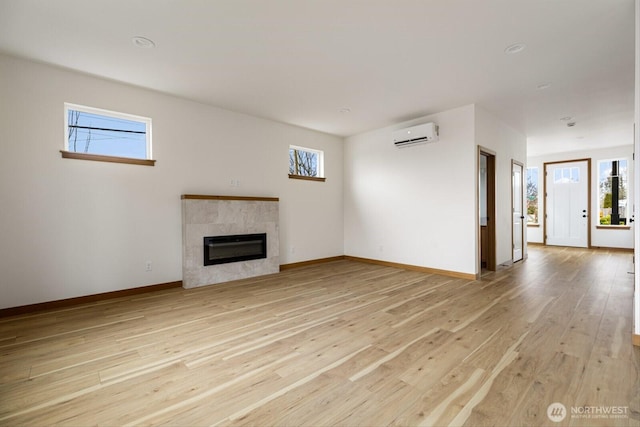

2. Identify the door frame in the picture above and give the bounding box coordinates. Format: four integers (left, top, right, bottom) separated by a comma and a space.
512, 159, 525, 262
543, 158, 591, 248
478, 147, 496, 272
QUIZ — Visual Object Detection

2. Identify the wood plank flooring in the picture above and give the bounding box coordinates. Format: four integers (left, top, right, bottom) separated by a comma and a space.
1, 246, 639, 426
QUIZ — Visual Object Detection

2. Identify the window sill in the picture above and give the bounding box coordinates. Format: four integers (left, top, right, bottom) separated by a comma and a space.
596, 225, 631, 230
288, 174, 326, 182
527, 223, 540, 227
61, 150, 156, 166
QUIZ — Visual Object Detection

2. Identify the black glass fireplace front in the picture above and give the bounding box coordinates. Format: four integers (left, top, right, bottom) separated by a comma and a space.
203, 233, 267, 266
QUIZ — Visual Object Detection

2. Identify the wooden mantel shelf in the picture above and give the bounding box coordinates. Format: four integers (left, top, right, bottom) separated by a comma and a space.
181, 194, 279, 202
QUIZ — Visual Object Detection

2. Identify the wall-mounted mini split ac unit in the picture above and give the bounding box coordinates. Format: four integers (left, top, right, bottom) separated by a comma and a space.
392, 122, 439, 147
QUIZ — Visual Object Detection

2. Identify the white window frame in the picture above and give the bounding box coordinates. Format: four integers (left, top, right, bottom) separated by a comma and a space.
288, 145, 325, 181
526, 166, 539, 225
63, 103, 153, 165
597, 158, 629, 227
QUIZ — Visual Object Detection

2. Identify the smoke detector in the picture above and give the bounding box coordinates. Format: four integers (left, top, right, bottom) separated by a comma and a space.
504, 43, 526, 54
132, 36, 156, 49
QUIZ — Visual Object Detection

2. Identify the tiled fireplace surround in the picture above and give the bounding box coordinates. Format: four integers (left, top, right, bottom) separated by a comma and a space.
181, 195, 280, 288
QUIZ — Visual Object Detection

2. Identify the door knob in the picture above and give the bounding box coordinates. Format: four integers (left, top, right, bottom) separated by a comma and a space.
630, 218, 635, 223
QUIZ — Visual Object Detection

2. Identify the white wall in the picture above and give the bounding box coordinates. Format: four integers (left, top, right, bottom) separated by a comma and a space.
0, 54, 344, 309
634, 0, 639, 341
343, 104, 526, 276
475, 106, 528, 266
527, 145, 634, 249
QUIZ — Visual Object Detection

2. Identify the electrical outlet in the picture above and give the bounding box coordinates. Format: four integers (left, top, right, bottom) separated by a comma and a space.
145, 261, 152, 272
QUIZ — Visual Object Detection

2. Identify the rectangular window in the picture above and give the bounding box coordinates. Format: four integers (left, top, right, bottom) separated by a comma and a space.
62, 103, 154, 166
288, 145, 325, 181
526, 167, 539, 224
553, 167, 579, 183
598, 159, 628, 225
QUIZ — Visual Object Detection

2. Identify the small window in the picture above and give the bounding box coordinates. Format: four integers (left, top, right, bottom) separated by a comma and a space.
62, 103, 154, 166
288, 145, 325, 181
526, 167, 539, 224
553, 167, 579, 183
598, 159, 628, 226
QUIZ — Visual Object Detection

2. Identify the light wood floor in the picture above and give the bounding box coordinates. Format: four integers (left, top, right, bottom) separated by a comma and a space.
1, 246, 639, 426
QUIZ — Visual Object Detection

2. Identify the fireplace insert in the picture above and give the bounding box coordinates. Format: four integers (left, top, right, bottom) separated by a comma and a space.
203, 233, 267, 266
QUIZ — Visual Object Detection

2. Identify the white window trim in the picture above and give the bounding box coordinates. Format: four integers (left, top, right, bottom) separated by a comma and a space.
597, 157, 629, 227
63, 102, 153, 160
526, 166, 539, 225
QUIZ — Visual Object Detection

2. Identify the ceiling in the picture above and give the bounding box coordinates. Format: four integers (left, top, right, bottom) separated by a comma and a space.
0, 0, 635, 156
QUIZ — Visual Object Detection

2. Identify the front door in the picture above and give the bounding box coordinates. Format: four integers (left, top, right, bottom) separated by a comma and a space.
512, 161, 524, 262
545, 159, 590, 248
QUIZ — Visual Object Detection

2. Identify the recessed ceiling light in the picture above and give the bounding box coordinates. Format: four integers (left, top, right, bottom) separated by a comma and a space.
504, 43, 526, 55
339, 108, 351, 114
536, 82, 551, 90
132, 36, 156, 49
